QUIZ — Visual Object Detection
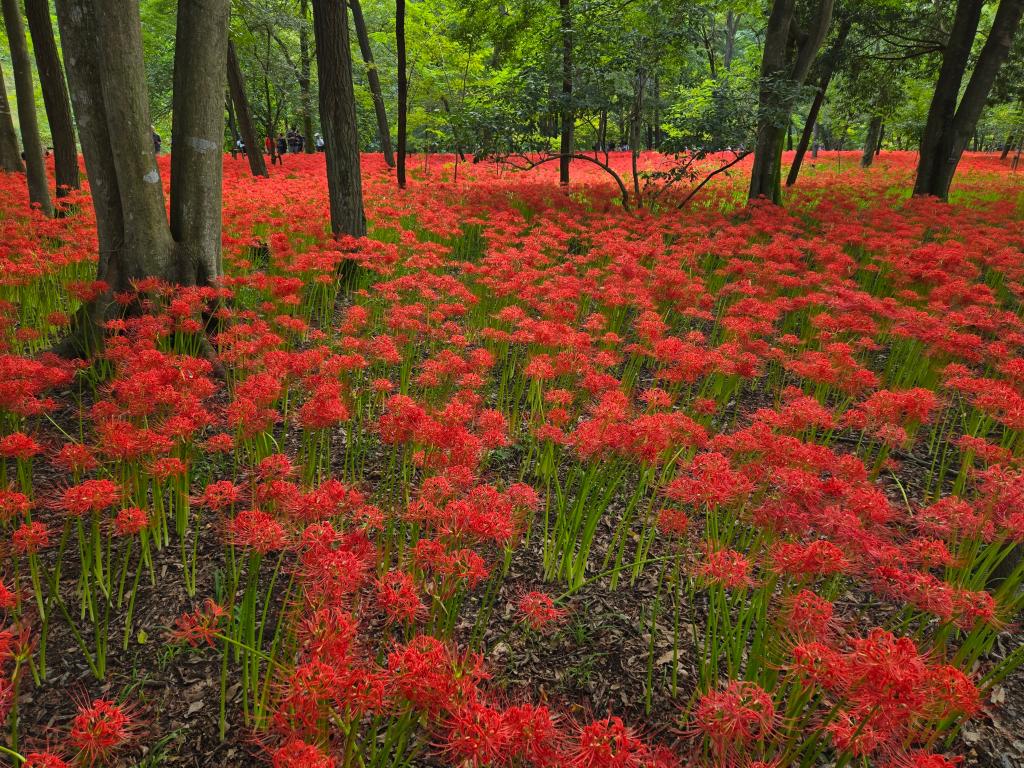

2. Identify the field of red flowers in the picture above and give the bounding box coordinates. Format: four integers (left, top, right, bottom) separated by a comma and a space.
0, 151, 1023, 767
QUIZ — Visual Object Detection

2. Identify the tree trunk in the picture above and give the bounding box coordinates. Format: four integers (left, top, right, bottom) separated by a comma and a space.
558, 0, 572, 185
54, 0, 122, 269
396, 0, 407, 186
2, 0, 53, 215
298, 0, 315, 154
351, 0, 394, 167
92, 0, 174, 277
1000, 132, 1013, 160
24, 0, 78, 197
227, 40, 269, 178
0, 61, 23, 172
861, 116, 882, 168
311, 0, 366, 237
915, 0, 1024, 199
749, 0, 834, 203
170, 0, 230, 286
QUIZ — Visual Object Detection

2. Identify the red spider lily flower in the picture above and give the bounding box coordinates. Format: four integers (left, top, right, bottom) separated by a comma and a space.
53, 442, 99, 473
517, 591, 567, 631
376, 570, 423, 625
11, 518, 50, 556
0, 432, 42, 460
112, 507, 149, 537
503, 703, 563, 767
197, 480, 242, 510
887, 751, 963, 768
257, 453, 295, 480
58, 479, 121, 517
780, 589, 834, 639
0, 488, 32, 523
696, 548, 754, 589
665, 451, 752, 507
440, 697, 511, 767
568, 716, 647, 768
202, 432, 235, 453
0, 581, 15, 610
270, 738, 336, 768
770, 540, 850, 579
656, 508, 689, 538
69, 698, 135, 765
171, 599, 227, 648
22, 753, 72, 768
227, 509, 287, 554
691, 681, 775, 754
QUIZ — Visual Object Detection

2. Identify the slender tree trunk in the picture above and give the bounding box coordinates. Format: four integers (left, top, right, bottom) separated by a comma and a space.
0, 61, 23, 172
558, 0, 572, 185
915, 0, 1024, 198
396, 0, 407, 186
749, 0, 834, 203
1002, 132, 1017, 160
298, 0, 315, 153
24, 0, 78, 197
724, 11, 739, 70
311, 0, 366, 238
227, 39, 269, 178
351, 0, 394, 167
788, 82, 827, 186
861, 116, 882, 167
2, 0, 53, 215
170, 0, 230, 285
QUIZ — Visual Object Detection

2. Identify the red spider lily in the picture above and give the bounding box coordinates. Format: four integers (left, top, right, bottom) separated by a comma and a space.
503, 703, 563, 767
269, 738, 336, 768
57, 479, 121, 517
112, 507, 149, 537
696, 548, 754, 589
0, 432, 42, 460
440, 697, 511, 767
517, 591, 567, 631
197, 480, 243, 510
227, 509, 287, 554
376, 570, 424, 625
0, 488, 32, 523
691, 681, 775, 755
770, 540, 850, 579
568, 716, 647, 768
171, 600, 227, 648
69, 698, 135, 765
780, 589, 835, 639
12, 521, 51, 554
22, 753, 72, 768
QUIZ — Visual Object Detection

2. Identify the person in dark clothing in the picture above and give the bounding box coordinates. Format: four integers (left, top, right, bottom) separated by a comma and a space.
276, 134, 287, 163
152, 125, 162, 154
286, 127, 300, 154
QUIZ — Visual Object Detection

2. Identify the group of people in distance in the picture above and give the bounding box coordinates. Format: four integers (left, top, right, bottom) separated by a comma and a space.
150, 123, 326, 160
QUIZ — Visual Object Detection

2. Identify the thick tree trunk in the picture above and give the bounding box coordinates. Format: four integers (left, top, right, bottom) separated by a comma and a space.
2, 0, 53, 215
396, 0, 407, 187
299, 0, 315, 154
861, 116, 882, 168
351, 0, 394, 167
92, 0, 174, 277
54, 0, 122, 272
170, 0, 230, 286
227, 39, 269, 178
0, 61, 23, 172
311, 0, 366, 237
749, 0, 834, 203
558, 0, 572, 185
24, 0, 78, 197
915, 0, 1024, 199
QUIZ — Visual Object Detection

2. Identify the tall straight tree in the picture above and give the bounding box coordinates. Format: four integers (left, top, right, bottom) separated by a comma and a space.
298, 0, 316, 153
53, 0, 230, 351
351, 0, 394, 167
24, 0, 79, 197
558, 0, 572, 185
914, 0, 1024, 199
0, 62, 23, 172
748, 0, 834, 204
396, 0, 408, 187
2, 0, 53, 216
227, 39, 269, 178
310, 0, 366, 239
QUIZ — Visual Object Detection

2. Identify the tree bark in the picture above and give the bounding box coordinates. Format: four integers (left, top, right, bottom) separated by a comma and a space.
0, 61, 23, 172
915, 0, 1024, 198
861, 115, 882, 168
749, 0, 834, 203
558, 0, 572, 185
24, 0, 78, 197
227, 39, 269, 178
396, 0, 407, 187
724, 10, 739, 70
2, 0, 53, 215
311, 0, 366, 237
54, 0, 122, 271
170, 0, 230, 286
298, 0, 315, 153
351, 0, 394, 167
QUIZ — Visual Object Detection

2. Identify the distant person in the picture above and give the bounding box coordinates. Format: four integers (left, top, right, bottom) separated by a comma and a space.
314, 133, 324, 152
152, 126, 162, 154
275, 134, 287, 163
287, 128, 300, 154
235, 137, 246, 156
264, 136, 273, 155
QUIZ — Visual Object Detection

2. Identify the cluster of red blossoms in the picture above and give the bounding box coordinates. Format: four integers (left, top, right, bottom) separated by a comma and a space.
0, 150, 1019, 767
